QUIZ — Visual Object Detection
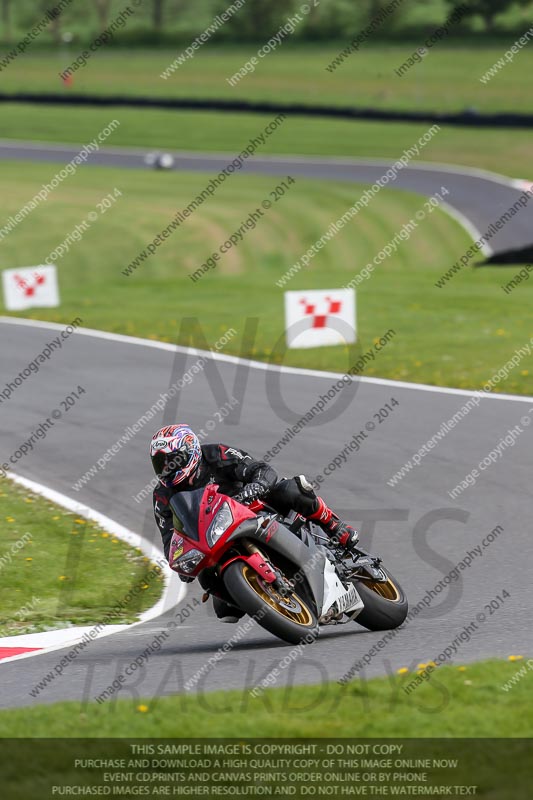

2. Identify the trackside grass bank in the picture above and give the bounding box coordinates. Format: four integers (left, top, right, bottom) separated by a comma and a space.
1, 161, 532, 394
0, 478, 164, 635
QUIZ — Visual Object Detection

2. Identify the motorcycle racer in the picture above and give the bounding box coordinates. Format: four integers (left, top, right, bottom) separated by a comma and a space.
150, 424, 359, 619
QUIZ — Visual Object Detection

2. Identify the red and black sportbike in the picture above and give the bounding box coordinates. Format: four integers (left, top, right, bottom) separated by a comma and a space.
168, 485, 408, 645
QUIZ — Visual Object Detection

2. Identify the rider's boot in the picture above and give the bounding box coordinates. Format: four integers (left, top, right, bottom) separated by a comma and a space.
308, 497, 359, 552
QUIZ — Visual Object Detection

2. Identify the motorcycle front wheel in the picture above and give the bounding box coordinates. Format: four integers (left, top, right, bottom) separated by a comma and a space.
223, 560, 319, 645
353, 567, 408, 631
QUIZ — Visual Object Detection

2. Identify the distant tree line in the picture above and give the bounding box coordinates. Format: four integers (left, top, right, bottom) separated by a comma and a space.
1, 0, 532, 44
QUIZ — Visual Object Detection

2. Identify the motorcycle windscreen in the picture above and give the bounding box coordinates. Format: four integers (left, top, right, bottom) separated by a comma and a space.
169, 488, 204, 542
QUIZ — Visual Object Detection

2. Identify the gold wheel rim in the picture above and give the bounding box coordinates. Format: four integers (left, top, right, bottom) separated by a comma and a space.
365, 576, 401, 602
241, 564, 314, 626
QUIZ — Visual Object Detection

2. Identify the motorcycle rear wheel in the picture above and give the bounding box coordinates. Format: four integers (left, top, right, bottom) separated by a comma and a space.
223, 560, 319, 645
353, 567, 408, 631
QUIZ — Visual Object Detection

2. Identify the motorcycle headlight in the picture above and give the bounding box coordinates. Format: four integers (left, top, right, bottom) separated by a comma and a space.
206, 502, 233, 548
176, 549, 204, 573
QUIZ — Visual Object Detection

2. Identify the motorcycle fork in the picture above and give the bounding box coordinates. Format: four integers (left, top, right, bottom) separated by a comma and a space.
242, 538, 293, 597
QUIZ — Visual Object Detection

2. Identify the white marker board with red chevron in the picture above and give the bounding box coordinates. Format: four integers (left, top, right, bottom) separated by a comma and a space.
284, 288, 356, 349
1, 265, 60, 311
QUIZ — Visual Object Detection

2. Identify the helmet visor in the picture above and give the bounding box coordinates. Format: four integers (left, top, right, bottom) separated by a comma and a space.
152, 448, 190, 481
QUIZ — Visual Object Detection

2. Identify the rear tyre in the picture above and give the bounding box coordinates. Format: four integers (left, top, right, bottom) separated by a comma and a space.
353, 568, 408, 631
223, 560, 319, 645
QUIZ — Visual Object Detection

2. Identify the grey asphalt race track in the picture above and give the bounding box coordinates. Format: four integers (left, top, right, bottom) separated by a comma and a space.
0, 319, 532, 711
1, 140, 533, 253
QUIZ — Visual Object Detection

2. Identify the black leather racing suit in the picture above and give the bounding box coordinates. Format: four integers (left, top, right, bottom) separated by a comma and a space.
153, 443, 319, 563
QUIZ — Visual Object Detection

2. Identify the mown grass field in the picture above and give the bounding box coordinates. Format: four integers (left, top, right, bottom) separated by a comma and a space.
0, 479, 164, 635
1, 160, 532, 394
2, 103, 533, 180
2, 45, 533, 113
0, 659, 531, 738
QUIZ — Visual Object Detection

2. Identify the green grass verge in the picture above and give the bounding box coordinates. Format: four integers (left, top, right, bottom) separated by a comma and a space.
2, 45, 533, 113
0, 479, 164, 635
0, 659, 531, 737
2, 161, 532, 394
3, 103, 533, 179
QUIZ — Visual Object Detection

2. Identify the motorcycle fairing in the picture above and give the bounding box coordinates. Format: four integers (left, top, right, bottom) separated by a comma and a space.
169, 486, 362, 619
321, 557, 364, 619
224, 517, 328, 614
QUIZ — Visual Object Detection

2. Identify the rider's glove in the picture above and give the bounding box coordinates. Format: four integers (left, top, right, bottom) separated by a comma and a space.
235, 482, 267, 504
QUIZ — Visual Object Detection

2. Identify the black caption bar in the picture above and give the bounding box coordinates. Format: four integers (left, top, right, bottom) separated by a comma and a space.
0, 738, 530, 799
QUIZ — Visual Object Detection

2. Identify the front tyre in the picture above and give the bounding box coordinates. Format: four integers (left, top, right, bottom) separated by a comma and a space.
353, 567, 408, 631
223, 560, 319, 645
